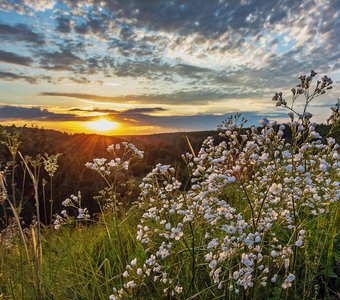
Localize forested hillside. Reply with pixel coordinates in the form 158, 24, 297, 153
0, 123, 337, 225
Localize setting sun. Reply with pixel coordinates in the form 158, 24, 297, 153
87, 118, 119, 132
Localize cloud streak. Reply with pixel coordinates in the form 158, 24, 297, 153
0, 71, 37, 84
0, 23, 44, 45
40, 90, 254, 105
0, 105, 89, 121
0, 50, 33, 66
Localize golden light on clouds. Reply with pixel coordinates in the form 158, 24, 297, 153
86, 118, 120, 132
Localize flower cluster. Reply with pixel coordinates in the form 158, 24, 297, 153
110, 72, 339, 299
43, 153, 62, 177
86, 142, 144, 178
0, 128, 21, 159
54, 191, 90, 229
86, 142, 144, 215
273, 70, 334, 123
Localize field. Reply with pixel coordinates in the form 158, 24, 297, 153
0, 74, 339, 299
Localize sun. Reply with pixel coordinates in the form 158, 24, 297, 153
87, 118, 119, 132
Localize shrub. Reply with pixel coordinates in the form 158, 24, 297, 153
110, 71, 339, 299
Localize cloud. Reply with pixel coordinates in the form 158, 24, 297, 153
0, 50, 33, 66
56, 16, 71, 33
40, 92, 124, 103
6, 0, 335, 87
124, 107, 167, 114
0, 23, 44, 45
0, 105, 89, 121
108, 60, 217, 81
37, 49, 83, 71
69, 107, 166, 114
0, 0, 56, 14
68, 107, 118, 113
40, 90, 245, 105
111, 111, 286, 131
96, 1, 273, 37
68, 76, 91, 84
0, 71, 37, 84
74, 16, 109, 35
0, 71, 95, 85
0, 71, 71, 84
101, 110, 289, 130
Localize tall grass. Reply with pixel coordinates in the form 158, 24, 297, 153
0, 210, 154, 299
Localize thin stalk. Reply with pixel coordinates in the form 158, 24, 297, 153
325, 206, 338, 276
19, 152, 43, 299
7, 199, 31, 265
240, 182, 256, 230
11, 158, 16, 207
49, 175, 53, 222
1, 202, 8, 225
19, 247, 25, 299
98, 201, 112, 240
291, 193, 299, 275
8, 275, 16, 300
112, 190, 125, 264
42, 180, 47, 224
303, 242, 310, 299
0, 171, 30, 265
20, 166, 26, 211
185, 222, 197, 298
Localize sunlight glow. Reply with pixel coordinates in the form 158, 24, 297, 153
87, 118, 119, 132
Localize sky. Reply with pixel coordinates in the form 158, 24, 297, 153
0, 0, 339, 135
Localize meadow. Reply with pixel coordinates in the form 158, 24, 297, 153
0, 71, 339, 299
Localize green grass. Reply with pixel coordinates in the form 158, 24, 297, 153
0, 209, 152, 299
0, 203, 338, 300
